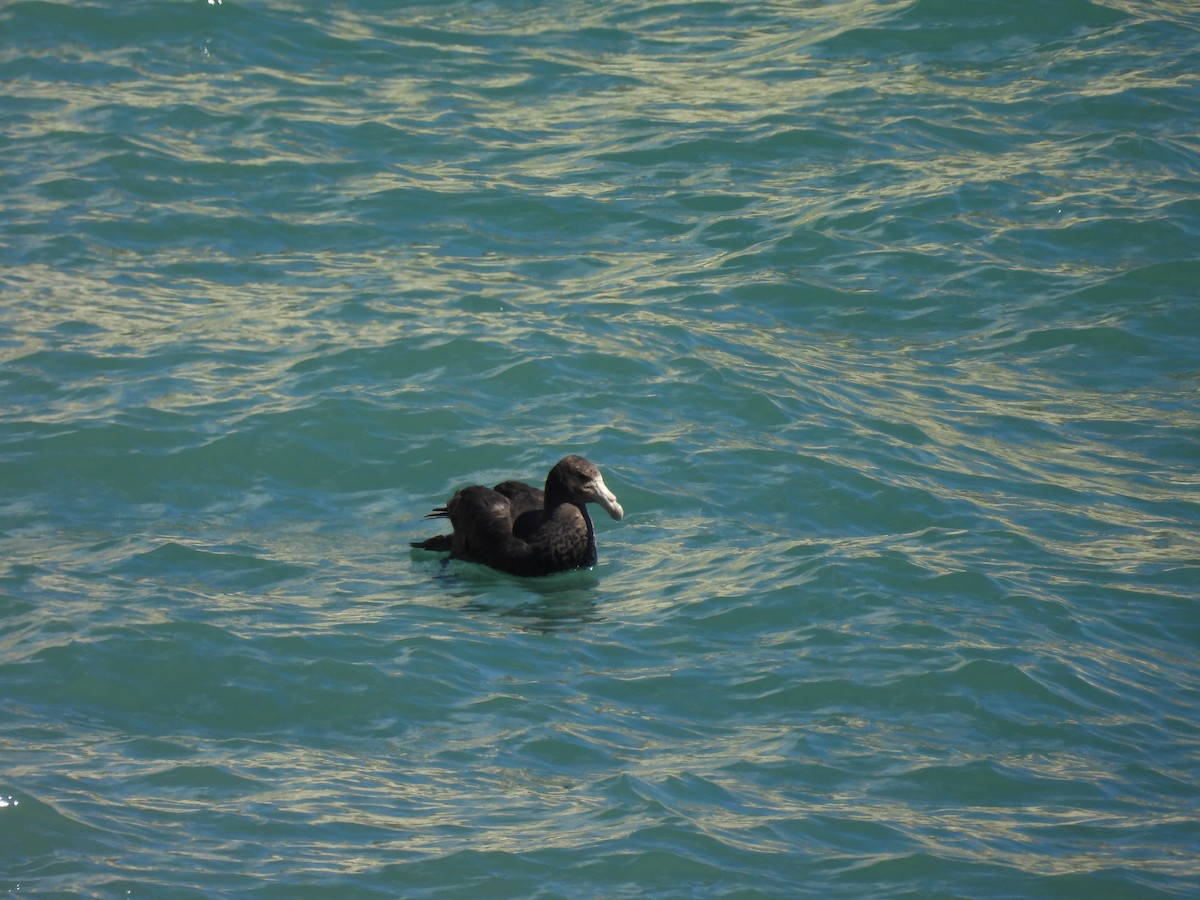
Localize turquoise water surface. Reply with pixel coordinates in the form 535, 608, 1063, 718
3, 0, 1199, 896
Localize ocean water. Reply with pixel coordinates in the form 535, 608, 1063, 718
2, 0, 1199, 895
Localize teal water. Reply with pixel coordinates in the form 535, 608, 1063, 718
3, 0, 1199, 896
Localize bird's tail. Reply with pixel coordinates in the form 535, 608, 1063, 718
411, 534, 452, 552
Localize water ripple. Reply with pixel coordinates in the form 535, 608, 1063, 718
3, 0, 1200, 896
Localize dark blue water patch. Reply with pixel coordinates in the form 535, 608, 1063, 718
1084, 134, 1200, 184
738, 123, 861, 162
0, 0, 217, 51
1032, 870, 1182, 900
109, 539, 309, 588
1056, 261, 1200, 349
13, 395, 426, 500
831, 853, 1029, 900
503, 726, 621, 773
1000, 323, 1154, 358
6, 347, 187, 400
7, 620, 479, 742
0, 420, 188, 503
571, 823, 788, 890
891, 756, 1106, 807
1002, 215, 1194, 275
452, 586, 604, 633
135, 761, 264, 795
350, 181, 650, 251
33, 175, 102, 204
0, 789, 121, 883
815, 0, 1127, 63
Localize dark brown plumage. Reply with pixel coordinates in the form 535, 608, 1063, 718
412, 455, 624, 576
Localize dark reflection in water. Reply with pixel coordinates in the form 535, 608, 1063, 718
419, 555, 604, 632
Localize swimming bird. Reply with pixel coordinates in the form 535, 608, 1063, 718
412, 455, 624, 576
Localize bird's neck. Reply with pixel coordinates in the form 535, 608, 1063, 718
543, 479, 575, 511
